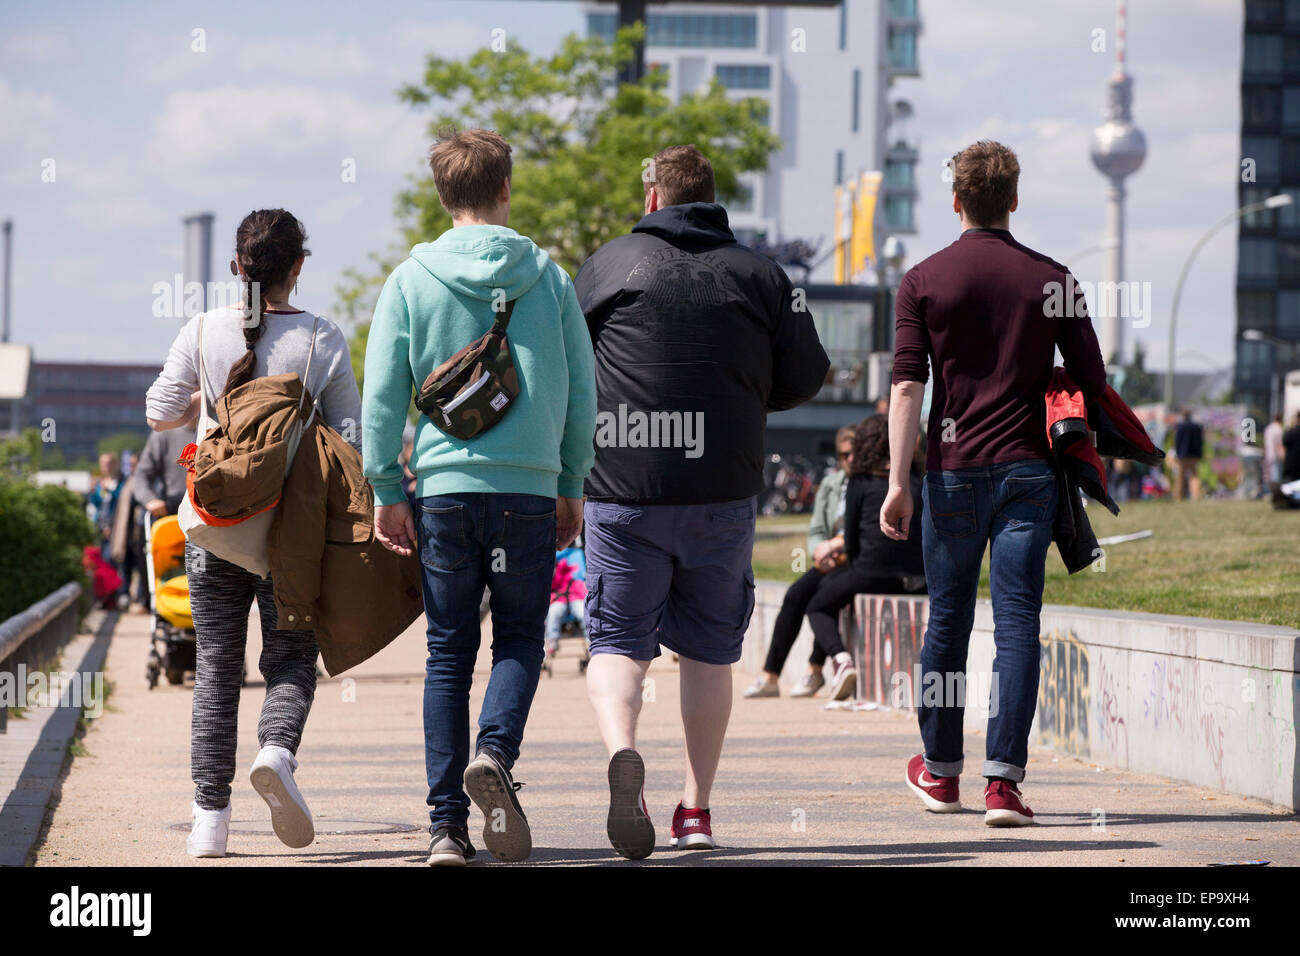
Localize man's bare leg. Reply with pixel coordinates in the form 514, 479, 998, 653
679, 656, 732, 809
587, 652, 655, 859
586, 653, 651, 755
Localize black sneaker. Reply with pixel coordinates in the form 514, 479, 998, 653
427, 826, 476, 866
463, 748, 532, 862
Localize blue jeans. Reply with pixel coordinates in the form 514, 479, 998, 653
918, 459, 1057, 783
414, 492, 556, 830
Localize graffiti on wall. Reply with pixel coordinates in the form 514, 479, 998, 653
1095, 655, 1129, 764
1142, 658, 1232, 785
848, 594, 927, 707
1037, 630, 1091, 757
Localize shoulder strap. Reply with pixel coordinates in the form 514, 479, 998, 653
489, 298, 517, 333
295, 316, 322, 415
195, 314, 214, 421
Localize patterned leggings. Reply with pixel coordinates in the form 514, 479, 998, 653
185, 542, 319, 810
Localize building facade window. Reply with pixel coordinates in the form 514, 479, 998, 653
1284, 86, 1300, 130
1240, 237, 1279, 281
1247, 0, 1284, 27
1285, 36, 1300, 78
838, 0, 847, 50
884, 158, 914, 189
1278, 187, 1300, 229
1242, 185, 1281, 229
884, 195, 913, 231
1280, 137, 1300, 176
587, 12, 757, 47
851, 68, 860, 132
889, 0, 919, 18
1245, 34, 1283, 77
1244, 85, 1282, 128
1244, 134, 1282, 183
1280, 240, 1300, 282
1237, 337, 1275, 386
1278, 291, 1300, 336
1238, 290, 1277, 332
715, 64, 771, 90
835, 150, 844, 186
887, 26, 919, 72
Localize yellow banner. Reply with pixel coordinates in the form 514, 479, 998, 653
850, 171, 882, 281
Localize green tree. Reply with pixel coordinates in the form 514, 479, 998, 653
1118, 341, 1161, 407
338, 24, 781, 391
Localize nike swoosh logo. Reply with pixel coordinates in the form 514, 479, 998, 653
915, 776, 946, 789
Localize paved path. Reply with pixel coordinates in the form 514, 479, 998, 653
25, 608, 1299, 866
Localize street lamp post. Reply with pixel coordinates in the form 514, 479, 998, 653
1164, 193, 1294, 411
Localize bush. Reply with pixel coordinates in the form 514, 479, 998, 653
0, 476, 96, 623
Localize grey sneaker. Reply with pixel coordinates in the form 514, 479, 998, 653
427, 826, 476, 866
743, 676, 780, 699
789, 671, 826, 698
463, 748, 532, 862
607, 748, 655, 860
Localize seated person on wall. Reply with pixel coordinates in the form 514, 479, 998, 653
744, 425, 857, 700
805, 414, 926, 702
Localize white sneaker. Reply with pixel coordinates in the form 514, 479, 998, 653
829, 655, 857, 701
249, 745, 315, 849
789, 671, 826, 698
187, 802, 231, 858
742, 676, 780, 698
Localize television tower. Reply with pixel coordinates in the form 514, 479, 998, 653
1089, 0, 1146, 368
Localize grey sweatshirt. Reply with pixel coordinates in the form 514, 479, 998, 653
145, 306, 362, 451
132, 427, 191, 510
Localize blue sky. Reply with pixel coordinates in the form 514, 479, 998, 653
2, 0, 1242, 374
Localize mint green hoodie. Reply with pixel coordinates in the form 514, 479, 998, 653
362, 226, 596, 505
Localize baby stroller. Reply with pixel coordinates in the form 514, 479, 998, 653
144, 512, 197, 688
543, 540, 591, 677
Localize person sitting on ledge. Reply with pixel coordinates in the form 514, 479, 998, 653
744, 424, 857, 700
805, 414, 926, 702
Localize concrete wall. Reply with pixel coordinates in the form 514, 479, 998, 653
742, 580, 1299, 811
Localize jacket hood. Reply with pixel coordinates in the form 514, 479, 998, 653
633, 202, 735, 251
409, 225, 552, 302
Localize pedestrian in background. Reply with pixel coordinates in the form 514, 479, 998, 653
1263, 413, 1285, 489
745, 423, 856, 700
1172, 408, 1204, 501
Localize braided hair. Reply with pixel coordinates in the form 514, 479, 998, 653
224, 209, 309, 395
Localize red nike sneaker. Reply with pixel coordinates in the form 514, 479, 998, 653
905, 753, 961, 813
669, 803, 716, 850
984, 779, 1035, 827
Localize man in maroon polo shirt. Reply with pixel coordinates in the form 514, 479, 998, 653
880, 140, 1107, 826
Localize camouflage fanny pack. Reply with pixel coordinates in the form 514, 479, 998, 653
415, 298, 519, 440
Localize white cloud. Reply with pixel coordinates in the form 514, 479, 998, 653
145, 84, 429, 184
2, 32, 70, 61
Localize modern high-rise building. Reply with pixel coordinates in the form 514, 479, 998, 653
584, 1, 922, 281
1236, 0, 1300, 417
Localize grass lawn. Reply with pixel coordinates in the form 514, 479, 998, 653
753, 500, 1300, 629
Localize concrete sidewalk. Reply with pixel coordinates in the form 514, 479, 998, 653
28, 608, 1299, 866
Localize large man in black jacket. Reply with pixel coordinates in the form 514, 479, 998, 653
574, 145, 828, 859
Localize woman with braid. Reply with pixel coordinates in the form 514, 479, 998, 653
145, 210, 362, 858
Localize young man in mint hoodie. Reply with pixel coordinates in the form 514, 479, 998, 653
363, 128, 596, 867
